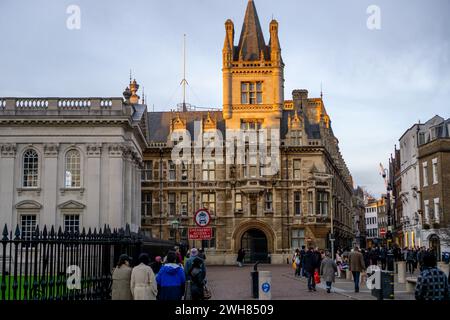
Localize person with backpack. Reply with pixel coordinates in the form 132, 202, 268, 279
188, 257, 206, 300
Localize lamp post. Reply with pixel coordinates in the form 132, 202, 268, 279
159, 147, 163, 239
171, 218, 180, 244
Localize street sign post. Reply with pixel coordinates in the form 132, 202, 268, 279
194, 208, 211, 227
188, 227, 212, 240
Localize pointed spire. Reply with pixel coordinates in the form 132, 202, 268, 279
238, 0, 267, 61
320, 82, 323, 99
142, 86, 145, 104
2, 224, 8, 241
14, 224, 21, 240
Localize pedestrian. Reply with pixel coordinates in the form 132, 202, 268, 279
293, 249, 301, 277
415, 252, 450, 300
150, 256, 163, 275
130, 253, 158, 300
299, 245, 306, 277
175, 247, 183, 265
111, 254, 133, 300
369, 247, 378, 266
188, 257, 207, 300
320, 251, 338, 293
348, 246, 366, 293
380, 246, 387, 270
303, 246, 320, 292
156, 251, 186, 300
406, 248, 416, 275
335, 250, 343, 278
237, 248, 245, 267
185, 248, 206, 281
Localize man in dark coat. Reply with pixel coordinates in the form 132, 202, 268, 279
299, 245, 306, 277
303, 247, 320, 292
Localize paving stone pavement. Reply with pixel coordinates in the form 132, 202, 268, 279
206, 264, 416, 300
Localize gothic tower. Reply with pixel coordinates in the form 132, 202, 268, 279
222, 0, 285, 129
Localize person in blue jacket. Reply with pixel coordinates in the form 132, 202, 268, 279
156, 251, 186, 300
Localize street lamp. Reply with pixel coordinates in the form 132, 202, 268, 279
171, 218, 180, 243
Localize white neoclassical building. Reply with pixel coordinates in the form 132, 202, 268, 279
0, 80, 148, 235
398, 115, 444, 247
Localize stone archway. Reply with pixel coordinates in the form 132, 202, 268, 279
241, 229, 268, 263
232, 220, 276, 260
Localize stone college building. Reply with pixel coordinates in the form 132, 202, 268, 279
0, 0, 354, 264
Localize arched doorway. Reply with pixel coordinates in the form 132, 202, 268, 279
241, 229, 268, 263
429, 234, 441, 261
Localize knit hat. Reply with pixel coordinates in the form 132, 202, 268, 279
191, 248, 198, 257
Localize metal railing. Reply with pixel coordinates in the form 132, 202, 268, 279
0, 223, 175, 300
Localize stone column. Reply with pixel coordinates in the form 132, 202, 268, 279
86, 144, 102, 228
42, 144, 59, 226
438, 262, 449, 278
108, 143, 124, 229
122, 147, 132, 228
397, 261, 406, 284
0, 144, 17, 229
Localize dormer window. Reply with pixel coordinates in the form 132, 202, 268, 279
241, 82, 262, 104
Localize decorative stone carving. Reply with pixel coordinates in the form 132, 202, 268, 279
44, 143, 59, 157
86, 144, 102, 157
0, 144, 17, 157
108, 143, 126, 157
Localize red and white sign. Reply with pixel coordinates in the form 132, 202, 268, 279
194, 208, 211, 227
380, 228, 386, 236
188, 227, 212, 240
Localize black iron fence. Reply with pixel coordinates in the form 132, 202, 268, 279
0, 223, 176, 300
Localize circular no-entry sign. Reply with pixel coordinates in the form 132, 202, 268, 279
194, 208, 211, 227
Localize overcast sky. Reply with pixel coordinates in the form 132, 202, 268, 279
1, 0, 449, 196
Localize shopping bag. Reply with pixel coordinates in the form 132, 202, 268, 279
203, 284, 212, 300
292, 261, 297, 270
314, 271, 321, 284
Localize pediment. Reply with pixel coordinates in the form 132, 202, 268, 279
15, 200, 42, 210
58, 200, 85, 210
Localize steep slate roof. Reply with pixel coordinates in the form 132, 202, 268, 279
147, 111, 225, 143
237, 0, 268, 61
280, 109, 322, 140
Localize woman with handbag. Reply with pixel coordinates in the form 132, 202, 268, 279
189, 257, 206, 300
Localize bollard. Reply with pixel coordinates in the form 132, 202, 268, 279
437, 262, 449, 278
397, 261, 406, 284
258, 270, 272, 300
251, 262, 260, 298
